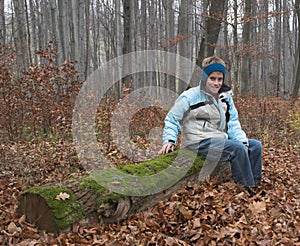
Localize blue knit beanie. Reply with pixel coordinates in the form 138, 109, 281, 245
201, 63, 226, 84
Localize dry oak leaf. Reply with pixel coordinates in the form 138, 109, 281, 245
55, 192, 70, 201
3, 222, 22, 237
249, 201, 266, 214
178, 204, 193, 219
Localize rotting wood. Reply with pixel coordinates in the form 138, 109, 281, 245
17, 150, 231, 233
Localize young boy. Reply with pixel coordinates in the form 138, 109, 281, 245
159, 56, 262, 195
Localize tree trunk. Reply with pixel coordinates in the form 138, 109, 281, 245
49, 0, 59, 65
70, 0, 79, 62
12, 0, 29, 73
122, 0, 132, 90
114, 0, 123, 98
29, 0, 38, 64
274, 0, 282, 97
196, 0, 226, 66
0, 0, 5, 45
220, 0, 231, 83
232, 0, 240, 94
17, 151, 231, 234
78, 0, 86, 79
162, 0, 176, 92
241, 0, 251, 95
177, 0, 193, 94
292, 0, 300, 100
83, 0, 90, 80
57, 0, 68, 62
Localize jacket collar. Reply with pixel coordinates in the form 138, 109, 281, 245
200, 83, 233, 100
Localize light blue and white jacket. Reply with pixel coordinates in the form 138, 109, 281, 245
162, 84, 248, 148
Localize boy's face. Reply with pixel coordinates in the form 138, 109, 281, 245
205, 71, 223, 96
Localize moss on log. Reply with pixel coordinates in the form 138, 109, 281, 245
17, 150, 231, 233
17, 187, 84, 233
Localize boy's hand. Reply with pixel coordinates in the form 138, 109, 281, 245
158, 143, 175, 154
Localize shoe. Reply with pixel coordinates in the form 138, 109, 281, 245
246, 186, 256, 196
257, 189, 266, 197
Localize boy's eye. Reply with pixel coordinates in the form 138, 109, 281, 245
209, 76, 223, 81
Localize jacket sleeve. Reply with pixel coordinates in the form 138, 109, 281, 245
227, 98, 249, 145
162, 95, 190, 145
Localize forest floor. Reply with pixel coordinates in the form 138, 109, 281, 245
0, 96, 299, 245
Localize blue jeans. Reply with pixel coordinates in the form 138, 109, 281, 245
189, 138, 262, 187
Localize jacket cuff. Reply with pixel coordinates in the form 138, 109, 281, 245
163, 139, 176, 145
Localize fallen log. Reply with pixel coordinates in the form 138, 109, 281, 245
17, 150, 231, 233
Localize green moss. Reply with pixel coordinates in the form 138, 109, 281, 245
89, 149, 205, 196
118, 154, 172, 175
77, 175, 126, 208
116, 150, 198, 175
22, 187, 84, 230
186, 153, 205, 174
79, 176, 106, 195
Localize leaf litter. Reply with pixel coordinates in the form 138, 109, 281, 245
0, 96, 299, 245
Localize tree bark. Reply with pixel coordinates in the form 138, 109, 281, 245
292, 0, 300, 100
122, 0, 132, 90
177, 0, 193, 94
12, 0, 30, 73
0, 0, 5, 45
57, 0, 68, 62
162, 0, 175, 92
232, 0, 239, 94
196, 0, 226, 66
241, 0, 251, 95
17, 152, 231, 234
29, 0, 38, 64
69, 0, 79, 62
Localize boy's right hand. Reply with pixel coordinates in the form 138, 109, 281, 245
158, 143, 175, 154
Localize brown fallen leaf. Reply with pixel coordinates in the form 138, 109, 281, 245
55, 192, 70, 201
249, 201, 266, 214
3, 222, 22, 237
193, 218, 201, 229
18, 214, 26, 224
178, 204, 193, 219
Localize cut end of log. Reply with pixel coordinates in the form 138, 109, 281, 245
17, 187, 85, 234
17, 193, 60, 233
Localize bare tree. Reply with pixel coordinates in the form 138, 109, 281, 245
3, 0, 299, 99
28, 0, 38, 64
292, 0, 300, 100
232, 0, 239, 92
49, 0, 60, 64
12, 0, 30, 72
122, 0, 132, 89
162, 0, 175, 91
196, 0, 226, 66
241, 0, 252, 95
83, 0, 90, 79
69, 0, 79, 62
0, 0, 6, 45
177, 0, 193, 93
281, 0, 295, 99
57, 0, 68, 62
114, 0, 122, 97
273, 0, 282, 97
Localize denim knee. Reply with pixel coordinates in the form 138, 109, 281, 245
249, 139, 262, 149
